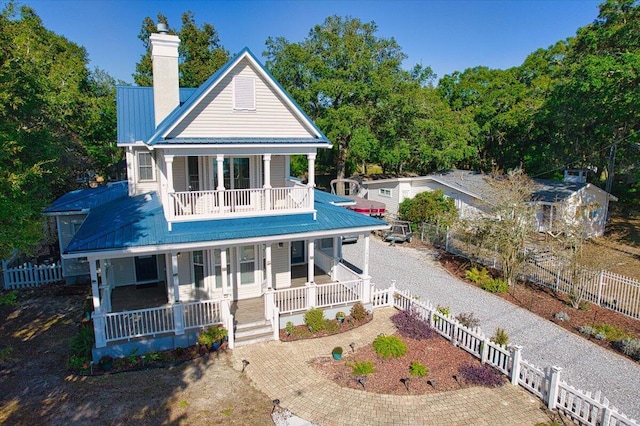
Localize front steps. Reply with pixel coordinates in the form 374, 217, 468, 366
234, 319, 274, 347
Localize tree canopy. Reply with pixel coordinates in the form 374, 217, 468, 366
264, 16, 477, 189
0, 3, 119, 258
133, 11, 229, 87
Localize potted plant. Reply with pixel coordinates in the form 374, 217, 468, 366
332, 346, 343, 360
198, 325, 228, 351
335, 311, 346, 324
99, 355, 113, 372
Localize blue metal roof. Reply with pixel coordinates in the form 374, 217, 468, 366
314, 190, 354, 206
44, 181, 128, 214
116, 87, 197, 143
65, 190, 387, 254
145, 48, 331, 147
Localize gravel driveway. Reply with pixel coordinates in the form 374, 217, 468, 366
343, 237, 640, 420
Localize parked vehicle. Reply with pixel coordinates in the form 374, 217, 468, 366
384, 220, 413, 244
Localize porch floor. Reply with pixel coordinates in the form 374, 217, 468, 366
109, 267, 334, 312
111, 283, 168, 312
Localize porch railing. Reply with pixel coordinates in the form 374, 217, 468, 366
274, 280, 364, 314
99, 299, 224, 345
171, 186, 312, 220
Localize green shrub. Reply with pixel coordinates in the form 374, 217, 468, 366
613, 338, 640, 362
0, 345, 15, 362
304, 308, 326, 332
481, 278, 509, 293
351, 360, 375, 375
465, 267, 490, 285
436, 305, 450, 317
398, 190, 458, 227
0, 291, 18, 306
409, 361, 428, 378
68, 355, 91, 373
373, 334, 407, 360
591, 323, 630, 342
455, 312, 481, 329
350, 302, 368, 321
69, 325, 95, 359
490, 328, 509, 346
285, 321, 296, 335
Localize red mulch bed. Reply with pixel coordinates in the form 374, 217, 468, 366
312, 332, 504, 395
438, 252, 640, 360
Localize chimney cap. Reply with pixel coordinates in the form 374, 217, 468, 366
157, 22, 168, 34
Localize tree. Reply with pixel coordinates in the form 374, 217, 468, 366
133, 11, 229, 87
543, 0, 640, 188
264, 16, 432, 192
398, 190, 458, 227
459, 169, 537, 287
0, 3, 118, 257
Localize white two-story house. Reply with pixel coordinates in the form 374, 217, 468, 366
48, 26, 388, 358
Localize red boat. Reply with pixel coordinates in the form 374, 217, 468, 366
330, 178, 386, 217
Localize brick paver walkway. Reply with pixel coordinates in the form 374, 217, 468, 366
232, 308, 551, 425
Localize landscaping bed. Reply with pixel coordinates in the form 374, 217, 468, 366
438, 251, 640, 363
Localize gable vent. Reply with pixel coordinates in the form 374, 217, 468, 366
233, 76, 256, 110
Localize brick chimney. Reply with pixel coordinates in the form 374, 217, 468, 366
149, 23, 180, 126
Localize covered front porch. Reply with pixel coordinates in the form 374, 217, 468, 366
87, 234, 374, 356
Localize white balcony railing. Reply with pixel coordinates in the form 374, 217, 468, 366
171, 186, 312, 220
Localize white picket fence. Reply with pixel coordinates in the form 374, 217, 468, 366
420, 224, 640, 320
2, 260, 63, 289
371, 284, 639, 426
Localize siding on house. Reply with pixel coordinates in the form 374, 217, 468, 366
169, 59, 312, 139
271, 155, 286, 188
110, 258, 136, 287
272, 241, 291, 289
173, 156, 187, 192
364, 181, 401, 216
57, 214, 89, 277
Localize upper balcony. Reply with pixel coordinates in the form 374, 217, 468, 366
169, 185, 313, 221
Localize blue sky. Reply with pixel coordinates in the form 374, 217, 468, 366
23, 0, 602, 84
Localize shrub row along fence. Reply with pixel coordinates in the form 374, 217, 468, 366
2, 260, 63, 290
419, 223, 640, 320
371, 284, 638, 426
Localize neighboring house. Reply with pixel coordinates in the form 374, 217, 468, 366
48, 27, 387, 358
362, 169, 617, 237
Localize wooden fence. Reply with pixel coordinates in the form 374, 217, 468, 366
419, 223, 640, 320
371, 284, 639, 426
3, 260, 63, 289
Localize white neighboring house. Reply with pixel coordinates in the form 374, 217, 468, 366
46, 27, 388, 358
362, 169, 617, 237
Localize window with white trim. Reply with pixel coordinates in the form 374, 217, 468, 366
137, 151, 155, 182
71, 220, 84, 235
378, 188, 392, 197
233, 76, 256, 110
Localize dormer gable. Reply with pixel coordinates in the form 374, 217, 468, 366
146, 48, 330, 147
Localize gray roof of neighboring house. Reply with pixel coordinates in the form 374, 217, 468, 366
44, 181, 128, 214
364, 169, 615, 205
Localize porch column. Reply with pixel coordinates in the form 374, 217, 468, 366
220, 248, 229, 297
101, 259, 113, 313
216, 154, 225, 214
171, 252, 180, 302
307, 240, 315, 284
165, 155, 175, 229
89, 258, 101, 312
265, 243, 273, 290
89, 258, 107, 348
363, 233, 370, 276
263, 154, 272, 210
362, 234, 372, 303
332, 236, 340, 280
165, 254, 175, 303
307, 153, 316, 208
